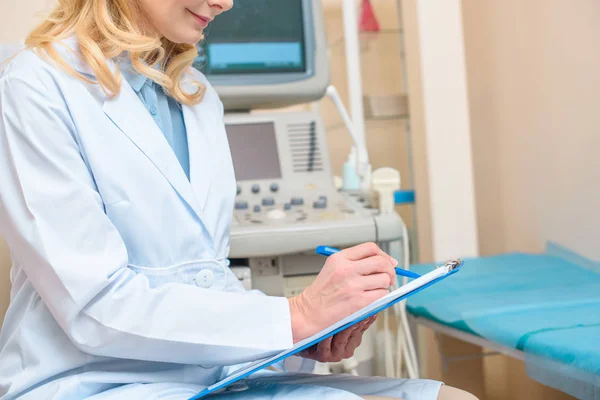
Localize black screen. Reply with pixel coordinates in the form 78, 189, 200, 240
195, 0, 306, 75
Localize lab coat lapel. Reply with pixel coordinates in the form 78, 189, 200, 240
182, 82, 215, 210
102, 81, 206, 222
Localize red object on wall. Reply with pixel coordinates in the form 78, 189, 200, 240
358, 0, 380, 32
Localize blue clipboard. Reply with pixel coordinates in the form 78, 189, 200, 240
190, 258, 462, 399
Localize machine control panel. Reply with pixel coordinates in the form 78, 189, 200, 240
234, 192, 358, 225
226, 112, 402, 258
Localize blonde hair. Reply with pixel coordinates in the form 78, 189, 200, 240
25, 0, 205, 105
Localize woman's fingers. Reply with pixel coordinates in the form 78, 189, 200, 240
291, 241, 396, 344
335, 317, 378, 360
354, 316, 377, 335
317, 336, 334, 361
344, 326, 366, 358
298, 344, 318, 360
362, 289, 392, 305
342, 242, 396, 264
357, 315, 377, 330
354, 255, 397, 284
331, 325, 358, 361
364, 315, 378, 329
338, 318, 376, 359
356, 273, 393, 290
300, 316, 378, 362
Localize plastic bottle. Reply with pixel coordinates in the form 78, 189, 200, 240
343, 147, 361, 191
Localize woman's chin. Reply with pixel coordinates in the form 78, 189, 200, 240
163, 29, 205, 45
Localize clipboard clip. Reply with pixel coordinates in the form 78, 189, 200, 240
440, 259, 463, 272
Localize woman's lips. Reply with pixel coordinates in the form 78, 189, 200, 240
189, 10, 211, 28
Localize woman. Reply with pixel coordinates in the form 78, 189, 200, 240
0, 1, 476, 399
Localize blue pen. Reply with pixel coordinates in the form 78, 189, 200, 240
315, 246, 422, 279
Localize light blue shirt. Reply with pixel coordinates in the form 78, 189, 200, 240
120, 62, 190, 180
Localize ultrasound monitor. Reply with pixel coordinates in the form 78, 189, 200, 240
226, 122, 282, 181
195, 0, 329, 111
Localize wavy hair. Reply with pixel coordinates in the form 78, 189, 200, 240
24, 0, 205, 105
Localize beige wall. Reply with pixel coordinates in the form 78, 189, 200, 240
419, 1, 599, 399
463, 0, 600, 260
0, 0, 53, 42
0, 0, 53, 323
400, 1, 598, 399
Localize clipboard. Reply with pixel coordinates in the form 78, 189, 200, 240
190, 259, 462, 399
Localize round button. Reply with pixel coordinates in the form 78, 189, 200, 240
267, 209, 287, 220
270, 183, 279, 193
149, 106, 158, 115
195, 270, 215, 288
251, 184, 261, 194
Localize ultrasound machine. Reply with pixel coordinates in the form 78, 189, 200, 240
196, 0, 404, 298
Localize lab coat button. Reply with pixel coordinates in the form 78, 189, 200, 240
195, 270, 215, 288
227, 382, 249, 392
149, 106, 158, 115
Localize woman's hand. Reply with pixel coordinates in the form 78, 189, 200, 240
288, 242, 397, 343
298, 316, 377, 362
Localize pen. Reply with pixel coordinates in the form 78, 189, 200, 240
315, 246, 422, 280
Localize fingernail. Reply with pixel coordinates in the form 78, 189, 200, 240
391, 258, 399, 265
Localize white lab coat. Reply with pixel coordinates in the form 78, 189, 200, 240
0, 39, 442, 400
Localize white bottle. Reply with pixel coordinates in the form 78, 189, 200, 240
343, 147, 361, 191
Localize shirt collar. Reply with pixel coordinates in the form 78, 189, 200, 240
118, 57, 159, 93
